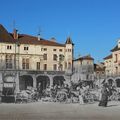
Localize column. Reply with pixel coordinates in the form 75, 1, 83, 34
33, 74, 36, 88
0, 72, 3, 92
49, 75, 53, 87
15, 72, 20, 92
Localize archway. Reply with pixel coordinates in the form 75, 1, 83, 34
116, 78, 120, 87
19, 75, 33, 90
107, 79, 114, 86
36, 75, 50, 91
53, 76, 65, 87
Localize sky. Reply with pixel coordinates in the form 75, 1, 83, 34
0, 0, 120, 62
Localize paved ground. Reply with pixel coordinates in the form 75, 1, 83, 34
0, 101, 120, 120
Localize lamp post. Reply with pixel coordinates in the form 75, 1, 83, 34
15, 31, 20, 93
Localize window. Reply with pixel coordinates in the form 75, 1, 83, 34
59, 49, 62, 52
53, 49, 56, 51
44, 64, 47, 70
24, 46, 29, 51
68, 62, 71, 69
43, 48, 47, 51
58, 64, 63, 71
115, 54, 118, 63
6, 54, 13, 69
37, 62, 40, 70
43, 54, 47, 60
68, 49, 71, 52
65, 62, 67, 69
59, 54, 64, 61
41, 48, 47, 51
7, 45, 12, 50
53, 54, 57, 61
53, 64, 57, 71
22, 58, 29, 69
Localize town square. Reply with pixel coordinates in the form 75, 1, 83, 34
1, 0, 120, 120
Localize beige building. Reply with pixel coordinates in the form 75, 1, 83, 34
104, 40, 120, 76
0, 24, 74, 93
104, 40, 120, 87
72, 55, 94, 88
104, 54, 113, 76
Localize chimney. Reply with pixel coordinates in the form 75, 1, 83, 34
13, 29, 18, 39
50, 37, 56, 42
38, 33, 40, 41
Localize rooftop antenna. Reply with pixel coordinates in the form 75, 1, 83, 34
13, 20, 16, 30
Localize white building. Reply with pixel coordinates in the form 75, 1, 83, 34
72, 55, 94, 88
0, 24, 74, 92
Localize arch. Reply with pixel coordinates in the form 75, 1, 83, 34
36, 75, 50, 91
53, 76, 65, 87
107, 79, 114, 86
19, 75, 33, 90
115, 77, 120, 87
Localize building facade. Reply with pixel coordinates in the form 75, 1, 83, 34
0, 24, 74, 92
72, 55, 94, 87
104, 39, 120, 87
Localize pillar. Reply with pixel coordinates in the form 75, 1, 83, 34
49, 75, 53, 87
33, 74, 36, 88
15, 72, 20, 92
0, 72, 3, 91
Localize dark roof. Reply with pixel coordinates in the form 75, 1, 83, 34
94, 64, 105, 71
103, 54, 112, 60
111, 45, 120, 52
0, 24, 65, 47
16, 34, 65, 47
65, 37, 74, 45
0, 24, 15, 43
74, 55, 94, 61
94, 63, 105, 71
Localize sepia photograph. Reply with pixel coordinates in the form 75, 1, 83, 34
0, 0, 120, 120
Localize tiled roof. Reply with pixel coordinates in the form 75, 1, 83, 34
111, 45, 120, 52
74, 55, 94, 61
0, 24, 15, 43
0, 24, 65, 47
103, 54, 112, 60
16, 34, 65, 47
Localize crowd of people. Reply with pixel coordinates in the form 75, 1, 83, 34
14, 81, 120, 107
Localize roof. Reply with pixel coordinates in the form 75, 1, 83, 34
103, 54, 112, 60
111, 45, 120, 52
0, 24, 65, 47
0, 24, 15, 43
16, 34, 65, 47
74, 55, 94, 61
65, 37, 74, 45
94, 63, 105, 71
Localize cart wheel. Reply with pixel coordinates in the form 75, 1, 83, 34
56, 92, 67, 103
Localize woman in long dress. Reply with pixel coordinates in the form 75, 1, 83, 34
79, 87, 84, 105
98, 84, 109, 107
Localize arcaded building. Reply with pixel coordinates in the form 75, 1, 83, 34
0, 24, 74, 92
104, 40, 120, 87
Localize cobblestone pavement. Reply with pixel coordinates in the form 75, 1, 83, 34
0, 101, 120, 120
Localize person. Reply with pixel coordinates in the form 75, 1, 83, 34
37, 83, 42, 100
79, 86, 84, 105
98, 83, 109, 107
